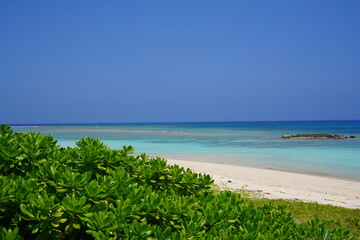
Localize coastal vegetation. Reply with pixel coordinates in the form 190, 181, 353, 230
0, 124, 358, 239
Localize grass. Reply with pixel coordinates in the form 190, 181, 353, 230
213, 182, 360, 238
247, 195, 360, 238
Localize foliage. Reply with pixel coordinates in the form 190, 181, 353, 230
0, 124, 357, 239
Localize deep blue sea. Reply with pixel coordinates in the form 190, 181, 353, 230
11, 121, 360, 180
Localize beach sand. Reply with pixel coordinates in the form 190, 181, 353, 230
166, 159, 360, 209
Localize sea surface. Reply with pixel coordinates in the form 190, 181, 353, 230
11, 121, 360, 180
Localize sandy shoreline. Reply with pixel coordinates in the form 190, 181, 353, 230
166, 159, 360, 209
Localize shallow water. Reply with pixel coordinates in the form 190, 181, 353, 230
11, 121, 360, 180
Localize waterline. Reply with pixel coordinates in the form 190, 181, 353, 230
12, 121, 360, 180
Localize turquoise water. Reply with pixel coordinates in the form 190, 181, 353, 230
11, 121, 360, 180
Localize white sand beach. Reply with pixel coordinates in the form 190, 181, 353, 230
167, 159, 360, 209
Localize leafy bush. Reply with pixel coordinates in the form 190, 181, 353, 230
0, 124, 356, 239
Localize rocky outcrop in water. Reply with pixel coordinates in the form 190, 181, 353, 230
281, 134, 356, 139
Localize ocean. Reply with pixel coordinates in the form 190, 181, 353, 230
11, 121, 360, 180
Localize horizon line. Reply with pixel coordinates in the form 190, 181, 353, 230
6, 119, 360, 127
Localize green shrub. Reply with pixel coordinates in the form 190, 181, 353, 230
0, 125, 356, 239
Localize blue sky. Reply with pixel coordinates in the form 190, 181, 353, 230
1, 1, 359, 124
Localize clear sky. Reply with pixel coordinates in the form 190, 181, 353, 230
1, 1, 359, 124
